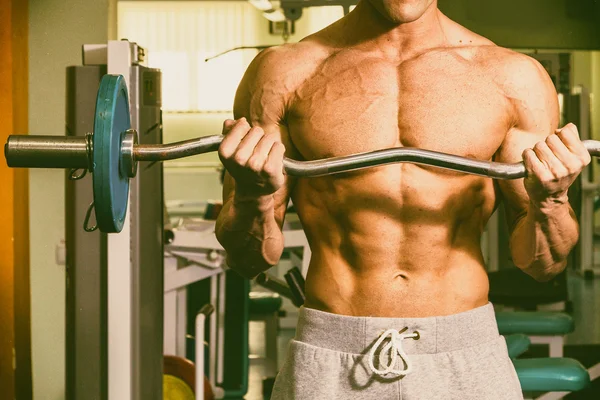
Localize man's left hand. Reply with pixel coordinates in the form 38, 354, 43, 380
522, 123, 591, 208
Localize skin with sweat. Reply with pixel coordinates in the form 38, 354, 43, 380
215, 0, 589, 318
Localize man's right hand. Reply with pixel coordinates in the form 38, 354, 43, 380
218, 118, 286, 199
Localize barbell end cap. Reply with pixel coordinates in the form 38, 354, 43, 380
4, 136, 18, 167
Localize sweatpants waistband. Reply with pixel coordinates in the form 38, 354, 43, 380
295, 303, 499, 355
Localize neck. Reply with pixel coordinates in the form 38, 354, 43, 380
339, 0, 449, 59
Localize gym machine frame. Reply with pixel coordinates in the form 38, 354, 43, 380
63, 41, 164, 400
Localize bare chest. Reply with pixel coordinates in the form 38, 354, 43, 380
287, 52, 512, 163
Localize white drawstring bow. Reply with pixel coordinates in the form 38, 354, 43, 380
368, 328, 419, 377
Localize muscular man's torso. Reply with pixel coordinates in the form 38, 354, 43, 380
260, 17, 530, 318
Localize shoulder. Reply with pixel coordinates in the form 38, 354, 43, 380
486, 49, 558, 123
468, 47, 555, 103
476, 48, 559, 129
240, 41, 330, 93
441, 13, 559, 127
485, 48, 554, 93
442, 16, 554, 94
235, 40, 332, 120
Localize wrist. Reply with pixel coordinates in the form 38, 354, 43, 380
529, 194, 570, 216
233, 190, 275, 213
220, 193, 276, 236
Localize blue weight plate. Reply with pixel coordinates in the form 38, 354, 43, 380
93, 74, 131, 233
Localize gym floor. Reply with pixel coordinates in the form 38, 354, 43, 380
246, 268, 600, 400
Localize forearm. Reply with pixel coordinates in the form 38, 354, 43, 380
509, 201, 579, 281
215, 194, 284, 278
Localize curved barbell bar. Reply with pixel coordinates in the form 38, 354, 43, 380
7, 134, 600, 180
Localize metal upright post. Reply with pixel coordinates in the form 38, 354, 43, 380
129, 66, 164, 400
65, 64, 108, 400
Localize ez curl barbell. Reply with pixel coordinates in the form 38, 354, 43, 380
5, 74, 600, 233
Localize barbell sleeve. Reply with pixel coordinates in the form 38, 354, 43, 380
5, 135, 89, 169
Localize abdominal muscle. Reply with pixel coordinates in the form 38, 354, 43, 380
292, 164, 494, 318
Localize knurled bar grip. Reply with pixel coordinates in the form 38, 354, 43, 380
7, 134, 600, 180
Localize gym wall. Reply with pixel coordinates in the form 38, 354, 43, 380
28, 0, 110, 398
439, 0, 600, 50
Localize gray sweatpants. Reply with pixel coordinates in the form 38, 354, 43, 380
271, 303, 523, 400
